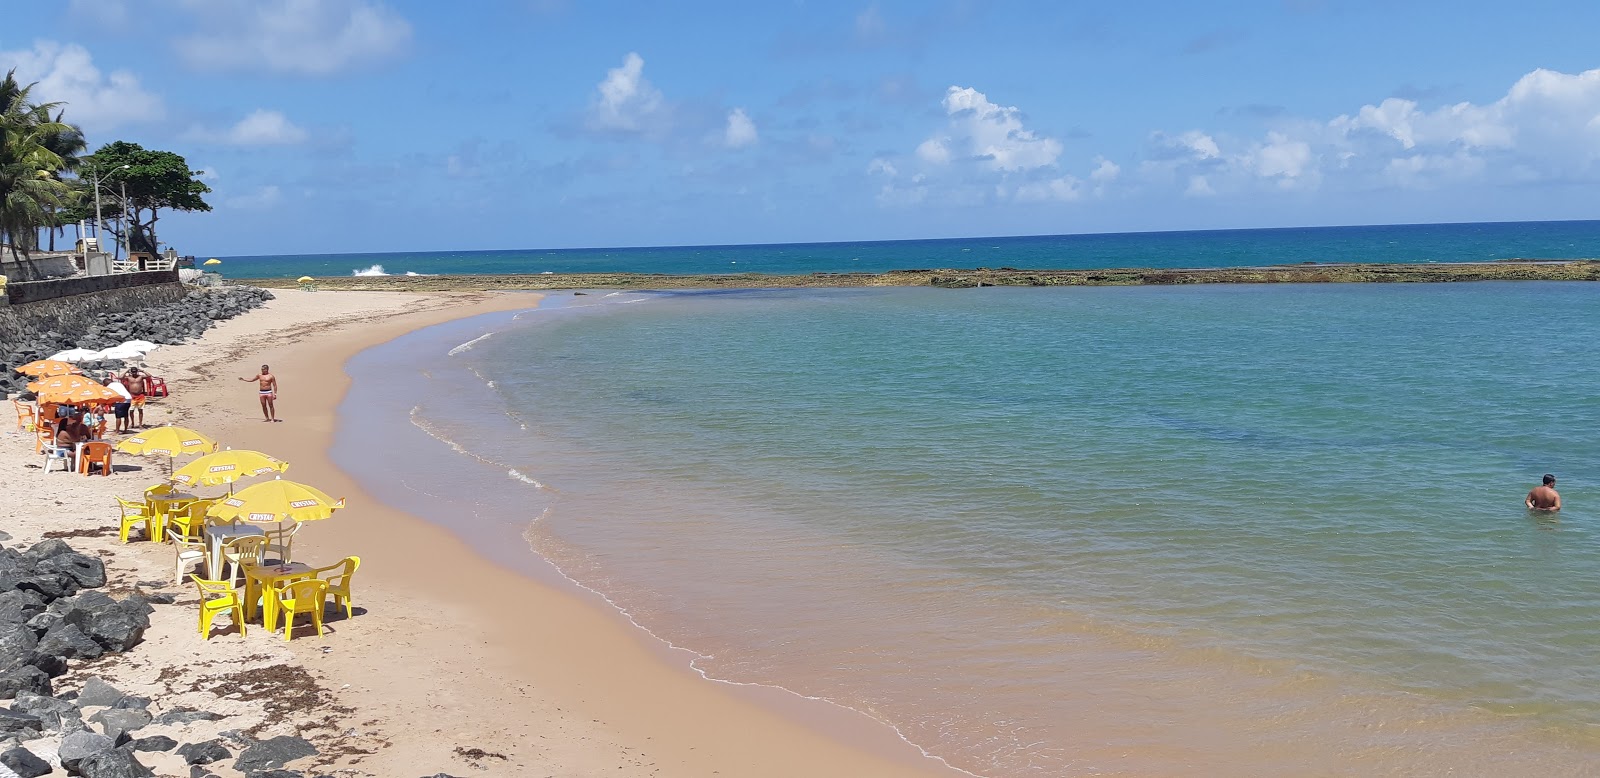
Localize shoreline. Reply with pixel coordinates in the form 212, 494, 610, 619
158, 289, 961, 776
236, 260, 1600, 290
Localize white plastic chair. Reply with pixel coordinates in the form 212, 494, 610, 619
42, 446, 73, 474
174, 539, 207, 585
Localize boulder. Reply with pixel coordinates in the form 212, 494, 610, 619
74, 747, 154, 778
27, 654, 64, 680
15, 573, 76, 603
153, 709, 220, 727
37, 623, 103, 661
57, 730, 114, 772
35, 554, 106, 591
110, 696, 150, 711
0, 627, 37, 674
0, 593, 44, 629
0, 667, 48, 700
88, 708, 150, 742
54, 594, 149, 653
74, 677, 126, 709
10, 691, 82, 732
231, 736, 317, 774
20, 540, 75, 564
21, 613, 59, 637
175, 739, 229, 765
126, 735, 176, 753
0, 747, 49, 778
0, 710, 40, 738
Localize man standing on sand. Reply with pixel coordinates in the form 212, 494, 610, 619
239, 364, 280, 422
105, 372, 132, 433
121, 368, 149, 428
1527, 474, 1561, 512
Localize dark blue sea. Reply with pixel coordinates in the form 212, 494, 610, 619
225, 220, 1600, 278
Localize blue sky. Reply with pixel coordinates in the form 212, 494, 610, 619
7, 0, 1600, 256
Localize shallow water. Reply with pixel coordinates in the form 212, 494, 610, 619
340, 283, 1600, 776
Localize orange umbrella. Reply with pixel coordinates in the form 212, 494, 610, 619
15, 360, 82, 377
42, 384, 123, 405
27, 374, 101, 393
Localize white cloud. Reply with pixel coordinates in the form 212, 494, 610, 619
1014, 176, 1083, 202
915, 138, 951, 164
173, 0, 412, 76
0, 41, 164, 133
224, 185, 281, 209
934, 86, 1063, 171
588, 52, 665, 133
1090, 157, 1120, 184
185, 109, 309, 146
724, 108, 758, 148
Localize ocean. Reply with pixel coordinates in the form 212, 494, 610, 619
226, 220, 1600, 278
337, 281, 1600, 776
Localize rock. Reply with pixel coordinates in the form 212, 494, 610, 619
57, 730, 114, 772
19, 612, 57, 637
0, 747, 49, 778
74, 748, 154, 778
152, 709, 220, 726
37, 623, 103, 661
126, 735, 175, 753
10, 691, 82, 732
0, 533, 10, 543
0, 627, 37, 674
11, 574, 75, 604
20, 540, 74, 564
26, 654, 63, 680
231, 736, 317, 774
74, 677, 126, 709
0, 593, 44, 628
0, 667, 48, 700
110, 696, 149, 711
249, 771, 305, 778
35, 554, 106, 591
176, 739, 229, 765
88, 708, 150, 741
0, 711, 39, 738
54, 594, 149, 653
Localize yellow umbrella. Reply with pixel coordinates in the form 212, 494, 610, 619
296, 276, 314, 283
173, 449, 288, 490
205, 477, 344, 524
204, 258, 221, 266
116, 424, 217, 472
15, 360, 82, 377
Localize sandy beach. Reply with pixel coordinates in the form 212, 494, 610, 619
2, 288, 959, 777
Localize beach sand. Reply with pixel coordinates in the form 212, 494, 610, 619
1, 289, 959, 777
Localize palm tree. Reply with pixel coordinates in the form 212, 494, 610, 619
0, 69, 74, 273
37, 109, 86, 252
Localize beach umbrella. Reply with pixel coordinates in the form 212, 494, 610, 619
204, 259, 221, 266
296, 276, 314, 283
41, 383, 123, 406
48, 348, 104, 363
120, 340, 159, 353
173, 448, 288, 492
27, 374, 101, 393
98, 344, 148, 361
205, 477, 344, 524
116, 424, 218, 472
15, 360, 81, 377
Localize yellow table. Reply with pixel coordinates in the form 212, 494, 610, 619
243, 562, 314, 631
143, 491, 197, 543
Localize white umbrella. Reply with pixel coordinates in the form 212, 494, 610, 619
120, 340, 159, 353
50, 348, 104, 363
99, 344, 149, 361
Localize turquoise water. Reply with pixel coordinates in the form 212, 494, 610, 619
342, 283, 1600, 776
230, 220, 1600, 278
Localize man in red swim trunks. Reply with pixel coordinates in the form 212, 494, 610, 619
239, 364, 279, 422
121, 368, 149, 428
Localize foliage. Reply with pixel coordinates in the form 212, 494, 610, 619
82, 141, 211, 255
0, 68, 75, 265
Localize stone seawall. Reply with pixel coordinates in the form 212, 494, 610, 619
0, 283, 188, 352
6, 270, 179, 305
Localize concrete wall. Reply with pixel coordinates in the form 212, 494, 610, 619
6, 270, 179, 305
0, 253, 77, 281
0, 280, 187, 352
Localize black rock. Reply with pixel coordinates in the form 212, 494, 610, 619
10, 690, 82, 732
127, 734, 177, 752
0, 708, 41, 737
38, 622, 104, 660
0, 746, 50, 778
0, 532, 10, 543
111, 695, 150, 711
232, 736, 318, 774
36, 553, 107, 590
0, 624, 39, 673
0, 666, 50, 699
58, 729, 115, 771
0, 591, 45, 627
55, 592, 149, 653
176, 739, 230, 765
89, 707, 150, 741
21, 539, 75, 563
22, 611, 60, 636
15, 572, 76, 602
75, 747, 155, 778
153, 708, 221, 726
28, 652, 65, 679
75, 676, 126, 708
249, 771, 306, 778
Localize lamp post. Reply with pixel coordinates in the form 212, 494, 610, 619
92, 164, 130, 258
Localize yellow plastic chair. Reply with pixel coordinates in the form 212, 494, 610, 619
270, 579, 329, 640
312, 556, 361, 620
192, 577, 246, 639
219, 535, 266, 587
113, 498, 157, 543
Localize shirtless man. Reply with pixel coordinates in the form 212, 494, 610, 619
1526, 474, 1561, 512
239, 364, 280, 422
121, 368, 149, 428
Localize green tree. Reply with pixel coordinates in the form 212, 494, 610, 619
82, 141, 210, 256
37, 109, 85, 251
0, 69, 73, 268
